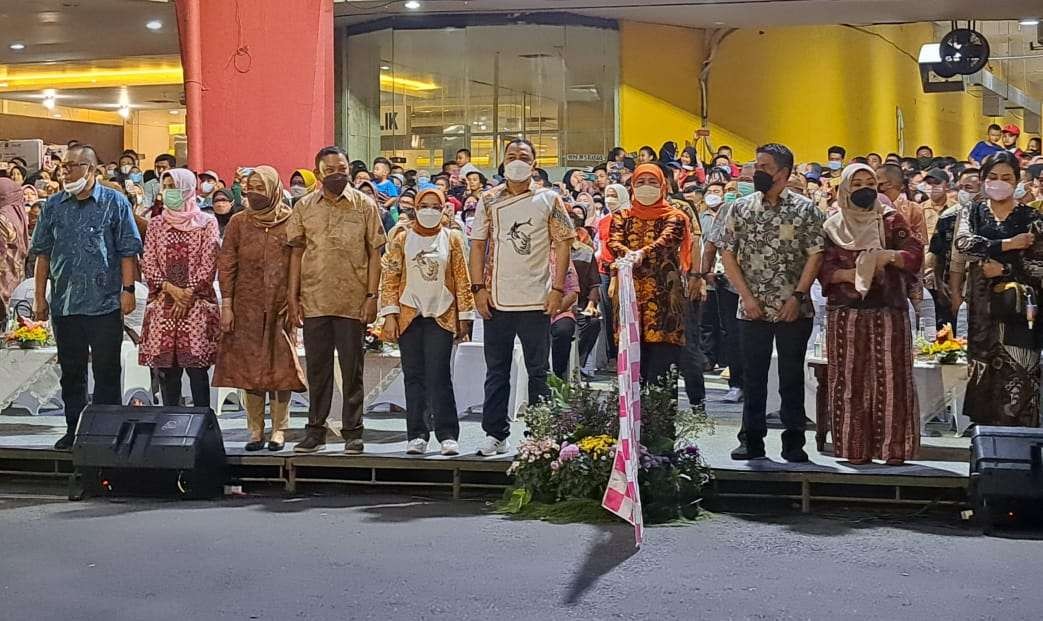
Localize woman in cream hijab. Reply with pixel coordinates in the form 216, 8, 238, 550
819, 163, 923, 465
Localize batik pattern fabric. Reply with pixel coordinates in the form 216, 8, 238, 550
719, 190, 824, 321
607, 210, 687, 345
139, 215, 221, 369
954, 201, 1043, 427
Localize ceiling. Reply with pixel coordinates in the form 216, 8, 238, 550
334, 0, 1043, 29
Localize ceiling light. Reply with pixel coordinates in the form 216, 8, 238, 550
1020, 19, 1040, 26
169, 109, 181, 115
52, 113, 62, 118
42, 96, 56, 110
146, 20, 163, 30
404, 1, 421, 9
118, 105, 131, 119
9, 43, 25, 50
380, 64, 391, 71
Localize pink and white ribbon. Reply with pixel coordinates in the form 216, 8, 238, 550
601, 260, 644, 546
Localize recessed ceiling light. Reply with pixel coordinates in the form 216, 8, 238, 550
52, 113, 62, 118
0, 82, 7, 88
380, 64, 391, 71
1020, 19, 1040, 26
9, 43, 25, 50
169, 109, 181, 115
404, 0, 421, 9
146, 20, 163, 30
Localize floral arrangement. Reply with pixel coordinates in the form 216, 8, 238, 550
501, 372, 714, 524
364, 324, 383, 351
916, 323, 966, 364
5, 318, 49, 348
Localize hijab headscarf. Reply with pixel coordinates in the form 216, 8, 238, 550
292, 168, 317, 192
414, 188, 452, 230
823, 163, 889, 297
160, 169, 211, 232
605, 183, 631, 212
659, 141, 679, 165
629, 163, 693, 273
247, 165, 293, 228
562, 169, 582, 198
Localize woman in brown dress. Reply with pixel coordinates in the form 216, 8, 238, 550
214, 165, 306, 451
607, 163, 693, 387
819, 163, 922, 465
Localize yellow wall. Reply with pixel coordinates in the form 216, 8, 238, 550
124, 109, 181, 161
619, 21, 1032, 164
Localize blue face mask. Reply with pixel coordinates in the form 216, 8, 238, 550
827, 160, 843, 171
737, 181, 755, 197
130, 172, 143, 184
723, 191, 738, 205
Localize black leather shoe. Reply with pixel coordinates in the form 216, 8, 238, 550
53, 432, 75, 451
730, 441, 766, 460
267, 441, 284, 452
244, 440, 265, 452
781, 447, 809, 463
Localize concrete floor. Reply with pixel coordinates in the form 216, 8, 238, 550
0, 483, 1040, 621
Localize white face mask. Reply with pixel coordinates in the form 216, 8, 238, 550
200, 181, 215, 194
704, 193, 723, 209
915, 182, 930, 194
64, 175, 89, 195
957, 190, 975, 206
289, 185, 308, 199
503, 160, 533, 183
633, 184, 661, 206
1014, 183, 1028, 201
604, 196, 620, 212
120, 164, 132, 175
415, 207, 443, 229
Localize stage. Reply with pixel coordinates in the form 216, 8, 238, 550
0, 375, 971, 511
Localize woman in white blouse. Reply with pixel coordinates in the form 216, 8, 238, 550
379, 188, 477, 456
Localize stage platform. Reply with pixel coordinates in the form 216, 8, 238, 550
0, 380, 971, 511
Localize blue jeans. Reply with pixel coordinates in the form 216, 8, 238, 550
482, 309, 551, 441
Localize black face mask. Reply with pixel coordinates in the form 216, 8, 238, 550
322, 172, 349, 196
917, 156, 933, 170
850, 187, 878, 209
245, 191, 271, 212
753, 170, 775, 194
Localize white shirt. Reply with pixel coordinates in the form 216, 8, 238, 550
401, 229, 456, 319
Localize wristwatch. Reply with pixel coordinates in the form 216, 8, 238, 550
791, 290, 807, 303
471, 284, 486, 294
122, 285, 135, 294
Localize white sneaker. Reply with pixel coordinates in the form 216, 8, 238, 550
406, 438, 428, 455
476, 435, 509, 456
440, 439, 460, 456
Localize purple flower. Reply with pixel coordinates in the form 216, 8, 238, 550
559, 443, 580, 462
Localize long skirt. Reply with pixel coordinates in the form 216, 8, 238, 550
962, 265, 1041, 427
826, 306, 919, 461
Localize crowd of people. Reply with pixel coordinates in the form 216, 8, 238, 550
1, 123, 1043, 466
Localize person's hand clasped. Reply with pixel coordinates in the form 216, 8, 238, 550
382, 315, 400, 343
777, 296, 800, 322
544, 289, 564, 316
1008, 232, 1035, 251
982, 260, 1005, 279
741, 295, 765, 321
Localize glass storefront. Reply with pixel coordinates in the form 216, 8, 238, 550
339, 18, 618, 177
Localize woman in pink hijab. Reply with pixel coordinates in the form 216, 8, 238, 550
139, 168, 221, 408
0, 177, 29, 314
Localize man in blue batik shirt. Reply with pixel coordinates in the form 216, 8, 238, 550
30, 144, 143, 450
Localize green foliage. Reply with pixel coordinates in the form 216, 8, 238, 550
555, 452, 615, 501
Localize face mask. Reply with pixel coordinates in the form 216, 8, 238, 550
416, 207, 443, 229
1013, 183, 1028, 201
915, 182, 930, 194
120, 164, 132, 175
716, 166, 730, 175
682, 164, 694, 171
737, 181, 755, 197
130, 172, 143, 184
704, 194, 723, 209
289, 185, 309, 199
246, 191, 271, 212
752, 171, 774, 194
162, 188, 186, 211
917, 157, 933, 170
723, 191, 738, 205
983, 180, 1014, 201
504, 160, 533, 183
418, 176, 430, 186
957, 190, 975, 207
105, 170, 116, 180
605, 196, 620, 212
850, 187, 878, 210
633, 185, 661, 206
322, 172, 349, 196
827, 160, 842, 171
64, 175, 89, 195
200, 181, 215, 194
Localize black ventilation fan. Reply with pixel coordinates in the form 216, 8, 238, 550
934, 28, 990, 78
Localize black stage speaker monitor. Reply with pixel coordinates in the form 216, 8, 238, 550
970, 426, 1043, 533
72, 405, 227, 499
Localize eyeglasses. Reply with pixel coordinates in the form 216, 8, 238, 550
59, 162, 89, 176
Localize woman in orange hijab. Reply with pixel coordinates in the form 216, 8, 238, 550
607, 163, 692, 388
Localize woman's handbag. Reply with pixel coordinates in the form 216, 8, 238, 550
990, 280, 1036, 325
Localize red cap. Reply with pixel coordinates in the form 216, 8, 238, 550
1002, 124, 1021, 136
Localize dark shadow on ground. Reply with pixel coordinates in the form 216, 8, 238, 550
562, 523, 639, 605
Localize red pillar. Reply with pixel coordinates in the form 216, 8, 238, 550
175, 0, 334, 183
